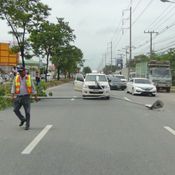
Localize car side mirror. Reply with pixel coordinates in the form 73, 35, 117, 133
79, 78, 84, 82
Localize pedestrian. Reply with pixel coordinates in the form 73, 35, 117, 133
11, 66, 38, 130
35, 71, 40, 86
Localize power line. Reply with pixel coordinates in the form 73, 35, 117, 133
132, 0, 155, 25
153, 8, 175, 31
147, 5, 173, 29
132, 0, 144, 13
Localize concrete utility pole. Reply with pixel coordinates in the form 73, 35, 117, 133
122, 47, 129, 67
128, 5, 132, 81
110, 41, 113, 73
104, 53, 107, 68
121, 0, 132, 80
144, 31, 158, 58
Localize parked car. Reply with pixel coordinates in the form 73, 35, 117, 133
106, 74, 113, 82
82, 73, 110, 99
109, 77, 126, 90
126, 78, 157, 96
113, 74, 127, 84
73, 73, 84, 91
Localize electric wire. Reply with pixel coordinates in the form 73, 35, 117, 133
147, 5, 173, 29
132, 0, 155, 25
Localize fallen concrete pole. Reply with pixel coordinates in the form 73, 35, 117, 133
2, 95, 164, 110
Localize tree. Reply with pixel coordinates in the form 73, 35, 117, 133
103, 65, 117, 74
82, 66, 92, 75
0, 0, 50, 67
30, 18, 75, 81
52, 45, 84, 80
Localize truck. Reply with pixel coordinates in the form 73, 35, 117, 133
135, 60, 172, 92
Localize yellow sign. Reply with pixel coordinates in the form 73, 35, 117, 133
0, 43, 19, 66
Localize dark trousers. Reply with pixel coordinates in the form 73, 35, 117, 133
13, 95, 31, 127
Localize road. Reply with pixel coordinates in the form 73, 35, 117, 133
0, 82, 175, 175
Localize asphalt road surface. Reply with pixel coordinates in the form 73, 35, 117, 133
0, 82, 175, 175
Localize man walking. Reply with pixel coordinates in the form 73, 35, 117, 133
11, 66, 38, 130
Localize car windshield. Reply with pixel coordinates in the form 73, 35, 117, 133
111, 77, 121, 82
151, 68, 171, 78
85, 75, 107, 82
114, 75, 125, 79
135, 79, 151, 84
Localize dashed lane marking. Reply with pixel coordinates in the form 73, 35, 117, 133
164, 126, 175, 136
21, 125, 53, 155
124, 97, 132, 102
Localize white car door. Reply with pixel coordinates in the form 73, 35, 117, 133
74, 74, 84, 91
127, 79, 133, 93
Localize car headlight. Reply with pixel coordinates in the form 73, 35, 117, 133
135, 87, 142, 91
103, 85, 109, 89
83, 84, 88, 88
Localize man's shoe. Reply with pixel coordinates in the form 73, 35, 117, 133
19, 120, 26, 127
24, 126, 29, 130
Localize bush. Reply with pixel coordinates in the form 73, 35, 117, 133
35, 80, 47, 96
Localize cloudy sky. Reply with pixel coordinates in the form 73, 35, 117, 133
1, 0, 175, 70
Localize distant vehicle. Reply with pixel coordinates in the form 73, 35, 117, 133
47, 72, 54, 81
109, 77, 126, 90
126, 78, 157, 96
106, 74, 113, 82
82, 73, 110, 99
73, 73, 84, 91
0, 76, 4, 84
113, 74, 127, 83
135, 60, 172, 92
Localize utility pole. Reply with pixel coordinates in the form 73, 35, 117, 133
104, 53, 107, 68
144, 31, 158, 59
122, 47, 129, 67
128, 4, 132, 81
110, 41, 113, 73
122, 0, 132, 80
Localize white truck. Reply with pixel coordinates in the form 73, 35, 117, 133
135, 60, 172, 92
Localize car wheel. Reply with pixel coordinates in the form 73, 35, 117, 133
106, 96, 110, 100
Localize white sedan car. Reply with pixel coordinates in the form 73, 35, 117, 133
127, 78, 157, 96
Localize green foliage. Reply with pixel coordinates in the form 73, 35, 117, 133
103, 65, 118, 74
82, 66, 92, 75
52, 45, 84, 79
35, 80, 47, 96
0, 83, 12, 110
0, 0, 51, 67
0, 85, 5, 96
0, 97, 12, 110
30, 18, 83, 80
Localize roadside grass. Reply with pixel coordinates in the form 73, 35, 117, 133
171, 86, 175, 93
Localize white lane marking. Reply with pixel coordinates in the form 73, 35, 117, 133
21, 125, 53, 155
71, 98, 75, 101
164, 126, 175, 136
124, 97, 131, 102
